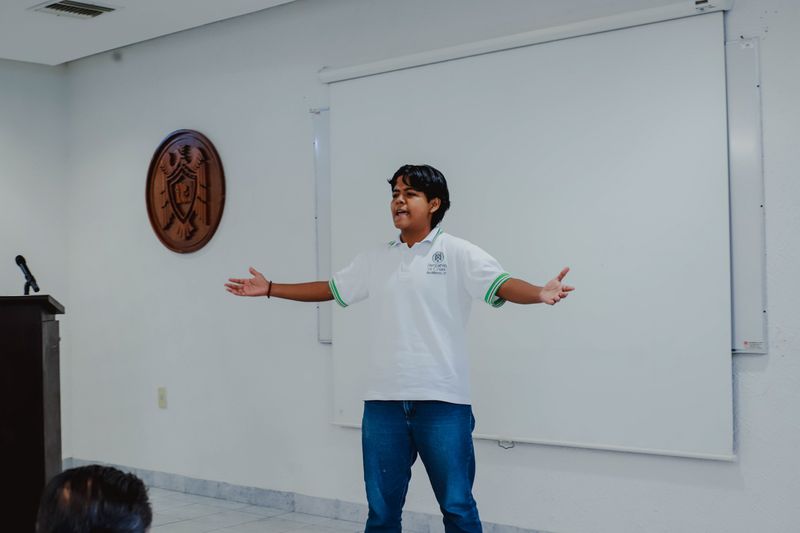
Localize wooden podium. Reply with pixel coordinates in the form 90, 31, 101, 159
1, 295, 65, 532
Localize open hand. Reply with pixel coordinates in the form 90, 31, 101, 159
540, 267, 575, 305
225, 267, 269, 297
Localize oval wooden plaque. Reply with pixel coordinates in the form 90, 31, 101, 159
146, 130, 225, 253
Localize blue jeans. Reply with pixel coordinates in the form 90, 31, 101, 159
362, 401, 482, 533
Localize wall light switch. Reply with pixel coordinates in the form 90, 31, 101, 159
158, 387, 167, 409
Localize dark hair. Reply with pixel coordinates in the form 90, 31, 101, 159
36, 465, 152, 533
388, 164, 451, 229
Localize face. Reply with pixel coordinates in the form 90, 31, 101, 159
391, 176, 440, 232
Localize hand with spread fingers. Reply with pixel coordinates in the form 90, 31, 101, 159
226, 267, 269, 297
538, 267, 575, 305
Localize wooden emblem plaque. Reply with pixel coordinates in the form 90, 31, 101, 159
146, 130, 225, 253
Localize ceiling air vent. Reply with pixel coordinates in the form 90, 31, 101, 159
30, 1, 116, 19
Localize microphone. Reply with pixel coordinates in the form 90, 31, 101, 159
15, 255, 40, 293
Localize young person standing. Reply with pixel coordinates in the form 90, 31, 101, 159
226, 164, 574, 533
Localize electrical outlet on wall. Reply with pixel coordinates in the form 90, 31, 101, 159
158, 387, 167, 409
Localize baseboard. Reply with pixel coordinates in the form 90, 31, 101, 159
63, 458, 548, 533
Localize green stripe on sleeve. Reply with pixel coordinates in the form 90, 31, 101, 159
484, 273, 511, 308
329, 278, 348, 308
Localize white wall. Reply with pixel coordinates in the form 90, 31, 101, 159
0, 58, 72, 458
12, 0, 798, 531
0, 59, 68, 301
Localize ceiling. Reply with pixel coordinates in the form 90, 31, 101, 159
0, 0, 296, 66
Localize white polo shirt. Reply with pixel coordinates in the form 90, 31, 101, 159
329, 227, 510, 405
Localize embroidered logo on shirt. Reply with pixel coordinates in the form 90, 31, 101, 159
427, 251, 447, 275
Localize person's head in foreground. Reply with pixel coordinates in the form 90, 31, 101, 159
388, 164, 451, 234
37, 465, 152, 533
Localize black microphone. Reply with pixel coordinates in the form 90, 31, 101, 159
15, 255, 40, 293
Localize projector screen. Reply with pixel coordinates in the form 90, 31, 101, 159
329, 13, 732, 460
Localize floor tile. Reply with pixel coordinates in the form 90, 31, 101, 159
147, 487, 366, 533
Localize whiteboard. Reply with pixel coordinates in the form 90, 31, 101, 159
311, 108, 333, 344
726, 38, 767, 354
329, 13, 733, 459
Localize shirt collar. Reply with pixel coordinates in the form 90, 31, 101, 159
389, 226, 443, 247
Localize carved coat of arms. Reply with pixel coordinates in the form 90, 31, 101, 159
146, 130, 225, 253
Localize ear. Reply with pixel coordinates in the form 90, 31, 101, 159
429, 197, 441, 213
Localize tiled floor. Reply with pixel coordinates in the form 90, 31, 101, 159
149, 487, 364, 533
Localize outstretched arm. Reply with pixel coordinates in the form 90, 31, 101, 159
226, 267, 333, 302
497, 267, 575, 305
